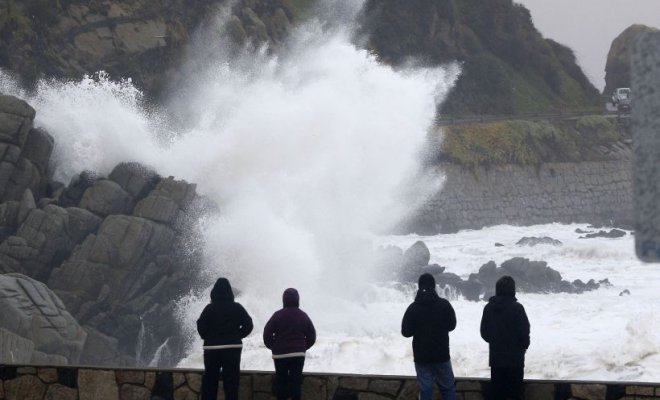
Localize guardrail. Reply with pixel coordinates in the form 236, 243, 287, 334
435, 110, 630, 126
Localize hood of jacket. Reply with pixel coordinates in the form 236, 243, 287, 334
283, 288, 299, 308
415, 287, 440, 305
211, 278, 234, 302
487, 295, 517, 312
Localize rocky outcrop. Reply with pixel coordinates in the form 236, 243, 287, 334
0, 273, 86, 364
604, 24, 659, 95
359, 0, 601, 114
0, 96, 210, 366
516, 237, 562, 247
0, 0, 297, 97
391, 242, 607, 301
0, 96, 53, 204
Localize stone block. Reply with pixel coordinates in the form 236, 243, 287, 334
185, 372, 202, 392
16, 366, 36, 375
253, 374, 273, 392
173, 372, 186, 388
456, 381, 482, 391
626, 385, 654, 396
121, 384, 151, 400
302, 376, 326, 399
397, 380, 418, 400
45, 384, 77, 400
174, 385, 197, 400
4, 374, 46, 400
116, 370, 145, 385
144, 371, 156, 390
358, 393, 391, 400
525, 383, 554, 400
78, 369, 119, 400
571, 384, 606, 400
109, 162, 159, 200
133, 194, 179, 224
38, 368, 58, 383
368, 379, 401, 396
464, 392, 483, 400
339, 377, 369, 391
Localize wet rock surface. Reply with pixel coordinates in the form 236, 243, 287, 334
0, 95, 210, 366
390, 241, 608, 301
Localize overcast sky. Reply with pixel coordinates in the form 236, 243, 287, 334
515, 0, 660, 91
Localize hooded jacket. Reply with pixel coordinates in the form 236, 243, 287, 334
480, 295, 530, 367
401, 286, 457, 363
196, 278, 254, 348
263, 288, 316, 357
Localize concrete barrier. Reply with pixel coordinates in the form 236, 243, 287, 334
0, 364, 658, 400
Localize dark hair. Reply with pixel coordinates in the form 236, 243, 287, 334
495, 276, 516, 297
418, 273, 436, 290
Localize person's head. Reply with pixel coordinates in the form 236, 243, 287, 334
418, 273, 436, 292
211, 278, 235, 302
283, 288, 299, 308
495, 275, 516, 297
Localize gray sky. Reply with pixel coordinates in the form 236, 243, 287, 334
515, 0, 660, 91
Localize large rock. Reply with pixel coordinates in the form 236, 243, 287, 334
109, 162, 160, 200
133, 177, 197, 227
79, 179, 135, 217
402, 241, 430, 268
604, 24, 659, 95
0, 95, 35, 147
58, 171, 100, 208
516, 236, 562, 246
0, 204, 101, 281
0, 273, 86, 363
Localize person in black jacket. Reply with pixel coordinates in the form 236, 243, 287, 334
402, 273, 457, 400
480, 276, 530, 400
197, 278, 253, 400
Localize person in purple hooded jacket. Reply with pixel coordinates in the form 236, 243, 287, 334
263, 288, 316, 400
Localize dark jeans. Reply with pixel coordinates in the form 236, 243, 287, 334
273, 356, 305, 400
202, 348, 242, 400
414, 361, 456, 400
491, 366, 524, 400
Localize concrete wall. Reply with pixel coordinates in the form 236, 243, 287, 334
0, 365, 659, 400
412, 157, 632, 233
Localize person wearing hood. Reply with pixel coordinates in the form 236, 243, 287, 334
480, 276, 530, 400
197, 278, 253, 400
402, 273, 457, 400
263, 288, 316, 400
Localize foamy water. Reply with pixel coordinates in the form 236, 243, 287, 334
1, 1, 658, 382
177, 223, 660, 382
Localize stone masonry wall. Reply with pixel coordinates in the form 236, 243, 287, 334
0, 365, 659, 400
412, 158, 632, 233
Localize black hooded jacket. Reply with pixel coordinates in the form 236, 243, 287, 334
480, 295, 530, 367
401, 288, 457, 363
196, 278, 254, 347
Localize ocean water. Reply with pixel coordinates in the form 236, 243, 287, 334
179, 223, 660, 382
1, 0, 658, 382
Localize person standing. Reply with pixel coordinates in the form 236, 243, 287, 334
197, 278, 253, 400
263, 288, 316, 400
402, 273, 457, 400
480, 276, 531, 400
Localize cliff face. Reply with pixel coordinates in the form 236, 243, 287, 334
358, 0, 601, 115
604, 24, 659, 95
0, 0, 297, 98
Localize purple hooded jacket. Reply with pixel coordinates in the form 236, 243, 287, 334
263, 288, 316, 356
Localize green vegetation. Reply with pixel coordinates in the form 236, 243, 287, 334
440, 116, 621, 169
360, 0, 602, 115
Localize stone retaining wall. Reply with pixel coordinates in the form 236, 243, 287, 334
412, 158, 632, 233
0, 365, 658, 400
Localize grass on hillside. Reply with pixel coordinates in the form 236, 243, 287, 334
440, 116, 620, 170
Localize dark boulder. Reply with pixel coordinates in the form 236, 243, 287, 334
516, 236, 562, 246
580, 229, 627, 239
58, 171, 100, 208
402, 240, 430, 268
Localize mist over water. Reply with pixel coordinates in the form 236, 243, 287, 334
0, 0, 458, 372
